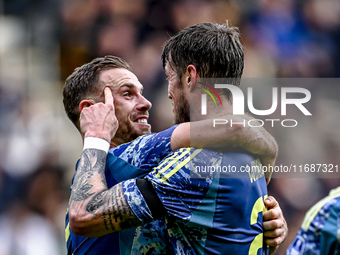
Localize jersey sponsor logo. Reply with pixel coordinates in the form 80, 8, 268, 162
198, 79, 312, 128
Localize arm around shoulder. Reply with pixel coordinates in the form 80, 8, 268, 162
170, 116, 278, 183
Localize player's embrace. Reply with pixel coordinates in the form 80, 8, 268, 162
64, 22, 287, 255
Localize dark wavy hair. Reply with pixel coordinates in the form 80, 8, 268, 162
161, 22, 244, 99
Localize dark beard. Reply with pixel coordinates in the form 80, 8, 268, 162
113, 122, 148, 145
114, 124, 137, 144
174, 93, 190, 124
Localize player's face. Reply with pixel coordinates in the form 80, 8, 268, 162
165, 62, 190, 124
97, 68, 152, 145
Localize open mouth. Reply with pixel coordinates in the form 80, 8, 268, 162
136, 118, 148, 124
133, 115, 149, 125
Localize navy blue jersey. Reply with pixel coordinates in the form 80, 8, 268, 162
124, 148, 269, 255
65, 126, 177, 255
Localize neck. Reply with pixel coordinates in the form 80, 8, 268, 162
191, 99, 233, 121
109, 141, 118, 149
110, 137, 125, 148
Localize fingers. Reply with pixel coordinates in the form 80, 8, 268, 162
263, 217, 287, 248
263, 208, 281, 222
79, 87, 117, 142
264, 196, 278, 210
266, 235, 285, 247
104, 87, 114, 106
263, 196, 288, 248
264, 225, 287, 247
263, 218, 283, 232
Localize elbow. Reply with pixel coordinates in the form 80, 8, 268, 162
268, 137, 279, 163
273, 139, 279, 160
69, 207, 94, 237
69, 205, 112, 238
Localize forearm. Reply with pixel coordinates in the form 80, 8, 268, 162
192, 115, 277, 155
171, 115, 278, 174
170, 118, 242, 151
190, 117, 243, 149
69, 148, 141, 237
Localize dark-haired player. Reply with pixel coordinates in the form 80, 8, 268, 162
65, 23, 286, 254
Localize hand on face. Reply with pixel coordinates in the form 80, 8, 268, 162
80, 87, 118, 143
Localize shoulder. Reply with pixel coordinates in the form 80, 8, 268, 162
148, 148, 262, 184
287, 187, 340, 254
109, 133, 158, 156
110, 125, 179, 157
301, 186, 340, 231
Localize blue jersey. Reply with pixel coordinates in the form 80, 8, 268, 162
123, 148, 269, 255
65, 126, 177, 255
286, 186, 340, 255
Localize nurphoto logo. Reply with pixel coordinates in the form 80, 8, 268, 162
199, 82, 312, 128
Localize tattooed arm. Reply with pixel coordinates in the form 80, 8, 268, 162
69, 148, 142, 237
69, 88, 143, 236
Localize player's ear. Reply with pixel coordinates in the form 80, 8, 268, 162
186, 65, 198, 92
79, 99, 95, 113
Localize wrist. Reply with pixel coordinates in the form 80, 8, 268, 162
83, 137, 110, 153
84, 131, 111, 144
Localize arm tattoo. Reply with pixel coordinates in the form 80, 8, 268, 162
86, 185, 140, 232
70, 149, 107, 202
70, 148, 141, 233
86, 190, 106, 213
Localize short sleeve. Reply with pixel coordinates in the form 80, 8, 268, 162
122, 179, 154, 224
145, 148, 268, 230
144, 148, 210, 224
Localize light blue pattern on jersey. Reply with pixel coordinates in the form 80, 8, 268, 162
125, 147, 269, 255
286, 186, 340, 255
129, 220, 172, 255
123, 179, 153, 223
110, 127, 176, 170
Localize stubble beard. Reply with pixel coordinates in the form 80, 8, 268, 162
113, 122, 150, 145
174, 93, 190, 124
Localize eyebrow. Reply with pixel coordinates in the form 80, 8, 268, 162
118, 83, 144, 93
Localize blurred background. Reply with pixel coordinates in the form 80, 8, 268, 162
0, 0, 339, 254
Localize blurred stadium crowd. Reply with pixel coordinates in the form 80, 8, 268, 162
0, 0, 339, 254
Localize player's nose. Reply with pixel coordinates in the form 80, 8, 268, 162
137, 95, 152, 111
